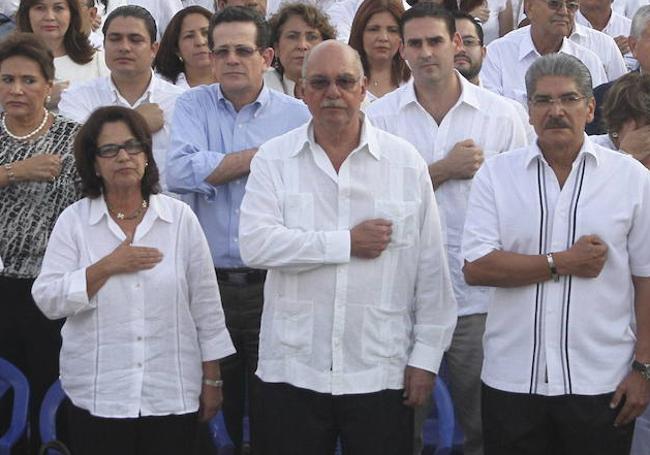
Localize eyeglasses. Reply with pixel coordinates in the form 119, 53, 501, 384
461, 37, 482, 48
529, 94, 587, 108
304, 76, 360, 92
543, 0, 580, 12
96, 139, 145, 158
211, 46, 260, 59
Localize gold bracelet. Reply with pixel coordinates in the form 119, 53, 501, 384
4, 163, 16, 183
202, 378, 223, 387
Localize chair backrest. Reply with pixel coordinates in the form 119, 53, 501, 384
39, 380, 67, 455
432, 377, 456, 455
0, 358, 30, 455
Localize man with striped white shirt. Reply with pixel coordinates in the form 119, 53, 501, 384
463, 53, 650, 455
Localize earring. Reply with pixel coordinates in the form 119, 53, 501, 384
145, 162, 149, 167
610, 131, 619, 138
46, 95, 52, 105
178, 55, 184, 63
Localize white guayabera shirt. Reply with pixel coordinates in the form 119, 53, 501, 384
239, 117, 457, 395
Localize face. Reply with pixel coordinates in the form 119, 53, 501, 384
400, 17, 461, 87
94, 121, 147, 192
104, 16, 158, 78
211, 21, 272, 99
630, 23, 650, 73
275, 15, 323, 82
362, 11, 401, 66
526, 0, 577, 39
302, 44, 366, 131
29, 0, 71, 45
0, 56, 52, 120
219, 0, 267, 16
178, 14, 211, 71
454, 18, 485, 82
528, 75, 595, 149
78, 0, 96, 34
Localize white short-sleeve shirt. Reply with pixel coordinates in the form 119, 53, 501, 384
569, 23, 628, 80
462, 137, 650, 396
576, 11, 637, 71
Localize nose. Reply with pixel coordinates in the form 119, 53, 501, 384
44, 6, 56, 19
297, 35, 309, 50
115, 147, 131, 161
378, 28, 389, 41
9, 81, 24, 95
324, 79, 341, 98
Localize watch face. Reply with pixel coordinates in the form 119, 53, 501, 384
633, 361, 650, 380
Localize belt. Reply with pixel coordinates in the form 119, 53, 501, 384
215, 268, 266, 285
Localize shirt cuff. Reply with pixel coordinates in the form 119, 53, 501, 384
408, 342, 444, 375
200, 335, 236, 362
68, 267, 96, 314
463, 244, 497, 263
326, 230, 351, 263
191, 152, 224, 201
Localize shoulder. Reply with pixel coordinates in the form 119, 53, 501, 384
63, 75, 107, 96
51, 114, 81, 133
56, 197, 92, 225
371, 124, 424, 165
256, 123, 309, 160
366, 84, 410, 118
466, 82, 522, 116
266, 88, 309, 112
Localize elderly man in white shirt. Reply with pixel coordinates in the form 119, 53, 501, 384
463, 53, 650, 455
481, 0, 607, 105
568, 18, 628, 78
239, 40, 457, 454
367, 5, 527, 455
59, 5, 183, 192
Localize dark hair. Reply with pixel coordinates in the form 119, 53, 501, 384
16, 0, 95, 65
401, 2, 456, 39
348, 0, 410, 87
269, 2, 337, 75
74, 106, 160, 198
103, 5, 157, 44
452, 10, 484, 46
405, 0, 459, 14
209, 6, 269, 51
0, 32, 55, 81
602, 72, 650, 136
154, 6, 212, 83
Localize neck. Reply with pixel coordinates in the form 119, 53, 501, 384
4, 108, 47, 135
223, 84, 262, 112
51, 39, 66, 58
413, 72, 461, 124
368, 61, 397, 96
580, 6, 611, 31
469, 75, 480, 86
111, 71, 152, 105
530, 27, 564, 55
314, 116, 363, 172
104, 187, 144, 212
538, 137, 584, 168
184, 65, 217, 87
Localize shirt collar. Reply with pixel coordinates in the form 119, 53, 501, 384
524, 133, 602, 168
398, 71, 481, 111
216, 83, 271, 116
519, 26, 571, 60
570, 22, 589, 40
88, 194, 173, 226
290, 113, 380, 160
108, 70, 156, 106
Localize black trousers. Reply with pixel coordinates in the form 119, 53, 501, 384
257, 381, 414, 455
65, 400, 198, 455
217, 278, 264, 455
482, 383, 636, 455
0, 276, 63, 455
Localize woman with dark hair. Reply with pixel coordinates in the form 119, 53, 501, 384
0, 32, 81, 453
16, 0, 108, 108
154, 6, 216, 89
348, 0, 410, 101
32, 106, 235, 455
598, 72, 650, 168
265, 2, 337, 97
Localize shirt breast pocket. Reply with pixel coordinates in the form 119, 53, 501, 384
375, 200, 418, 249
283, 193, 314, 231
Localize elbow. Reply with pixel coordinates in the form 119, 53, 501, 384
462, 260, 484, 286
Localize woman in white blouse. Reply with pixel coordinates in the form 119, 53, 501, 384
32, 106, 235, 455
16, 0, 108, 108
154, 6, 217, 90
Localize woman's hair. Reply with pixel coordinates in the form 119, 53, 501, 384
0, 32, 55, 81
154, 6, 212, 83
16, 0, 95, 65
348, 0, 410, 86
268, 2, 337, 75
602, 72, 650, 135
74, 106, 161, 198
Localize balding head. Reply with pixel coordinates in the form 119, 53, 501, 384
302, 40, 364, 80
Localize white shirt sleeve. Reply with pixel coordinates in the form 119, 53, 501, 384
481, 43, 504, 96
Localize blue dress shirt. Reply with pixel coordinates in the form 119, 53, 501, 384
167, 84, 311, 267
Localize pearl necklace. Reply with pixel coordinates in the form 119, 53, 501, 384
1, 108, 50, 141
108, 200, 148, 221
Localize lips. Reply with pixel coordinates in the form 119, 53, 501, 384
41, 25, 59, 31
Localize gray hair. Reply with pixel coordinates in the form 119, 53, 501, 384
525, 54, 593, 100
631, 5, 650, 39
301, 40, 365, 79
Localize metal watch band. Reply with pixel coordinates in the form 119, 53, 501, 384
202, 378, 224, 387
546, 253, 560, 282
632, 360, 650, 380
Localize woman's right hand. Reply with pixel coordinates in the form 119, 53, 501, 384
13, 154, 61, 182
105, 237, 163, 275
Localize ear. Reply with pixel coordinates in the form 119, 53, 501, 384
359, 75, 367, 99
629, 36, 638, 58
151, 41, 160, 59
261, 47, 274, 69
452, 31, 462, 52
480, 46, 487, 59
399, 41, 406, 60
585, 96, 596, 124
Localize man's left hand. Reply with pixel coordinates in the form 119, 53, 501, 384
198, 383, 223, 422
610, 370, 650, 426
403, 366, 436, 408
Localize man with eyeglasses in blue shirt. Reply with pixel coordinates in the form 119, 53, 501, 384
166, 6, 310, 455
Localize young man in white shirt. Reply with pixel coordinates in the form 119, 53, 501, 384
239, 40, 457, 454
367, 6, 527, 454
463, 53, 650, 455
481, 0, 608, 105
59, 5, 183, 192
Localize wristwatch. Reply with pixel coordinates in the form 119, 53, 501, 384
632, 360, 650, 380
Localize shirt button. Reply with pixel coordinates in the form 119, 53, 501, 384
238, 124, 243, 128
137, 336, 143, 341
235, 208, 240, 214
135, 283, 140, 288
137, 362, 143, 368
234, 237, 238, 243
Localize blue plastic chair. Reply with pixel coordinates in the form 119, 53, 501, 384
39, 380, 67, 455
0, 358, 30, 455
422, 377, 456, 455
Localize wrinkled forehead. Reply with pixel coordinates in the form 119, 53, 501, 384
212, 21, 258, 48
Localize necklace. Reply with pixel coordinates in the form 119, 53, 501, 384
108, 199, 148, 220
1, 108, 50, 141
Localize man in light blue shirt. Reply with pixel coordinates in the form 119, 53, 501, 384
166, 6, 310, 454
